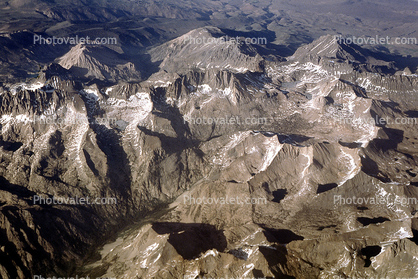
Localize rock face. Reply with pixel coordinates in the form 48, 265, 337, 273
1, 26, 418, 279
57, 44, 142, 82
149, 27, 267, 73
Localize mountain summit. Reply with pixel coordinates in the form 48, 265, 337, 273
57, 44, 141, 82
1, 0, 418, 276
149, 27, 266, 73
292, 34, 374, 63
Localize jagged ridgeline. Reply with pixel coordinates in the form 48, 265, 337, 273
1, 1, 418, 276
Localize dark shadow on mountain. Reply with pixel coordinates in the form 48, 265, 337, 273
318, 224, 337, 231
41, 63, 75, 81
379, 101, 401, 113
137, 85, 202, 154
76, 85, 133, 203
0, 140, 23, 152
360, 155, 391, 183
261, 227, 304, 244
120, 46, 161, 81
34, 130, 69, 184
409, 229, 418, 246
369, 103, 401, 128
0, 210, 42, 279
272, 189, 287, 203
357, 217, 390, 226
5, 31, 70, 63
42, 64, 112, 87
151, 86, 193, 138
339, 42, 370, 63
338, 141, 363, 148
317, 183, 338, 194
228, 248, 250, 260
335, 43, 412, 74
83, 149, 100, 176
258, 245, 295, 279
339, 79, 367, 97
137, 126, 200, 154
152, 222, 227, 260
405, 110, 418, 118
0, 196, 106, 277
0, 176, 36, 200
84, 78, 115, 89
406, 169, 416, 178
252, 269, 270, 279
67, 66, 91, 79
360, 245, 381, 267
255, 131, 312, 147
276, 133, 312, 147
235, 71, 274, 89
367, 127, 404, 152
367, 46, 418, 73
90, 124, 132, 203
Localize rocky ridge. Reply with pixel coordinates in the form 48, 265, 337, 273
0, 29, 418, 278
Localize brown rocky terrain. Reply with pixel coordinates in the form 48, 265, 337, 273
0, 1, 418, 278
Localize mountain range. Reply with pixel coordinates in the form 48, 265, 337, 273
0, 1, 418, 278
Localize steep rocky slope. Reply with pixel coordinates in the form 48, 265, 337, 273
57, 44, 141, 82
0, 29, 418, 278
81, 34, 418, 278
